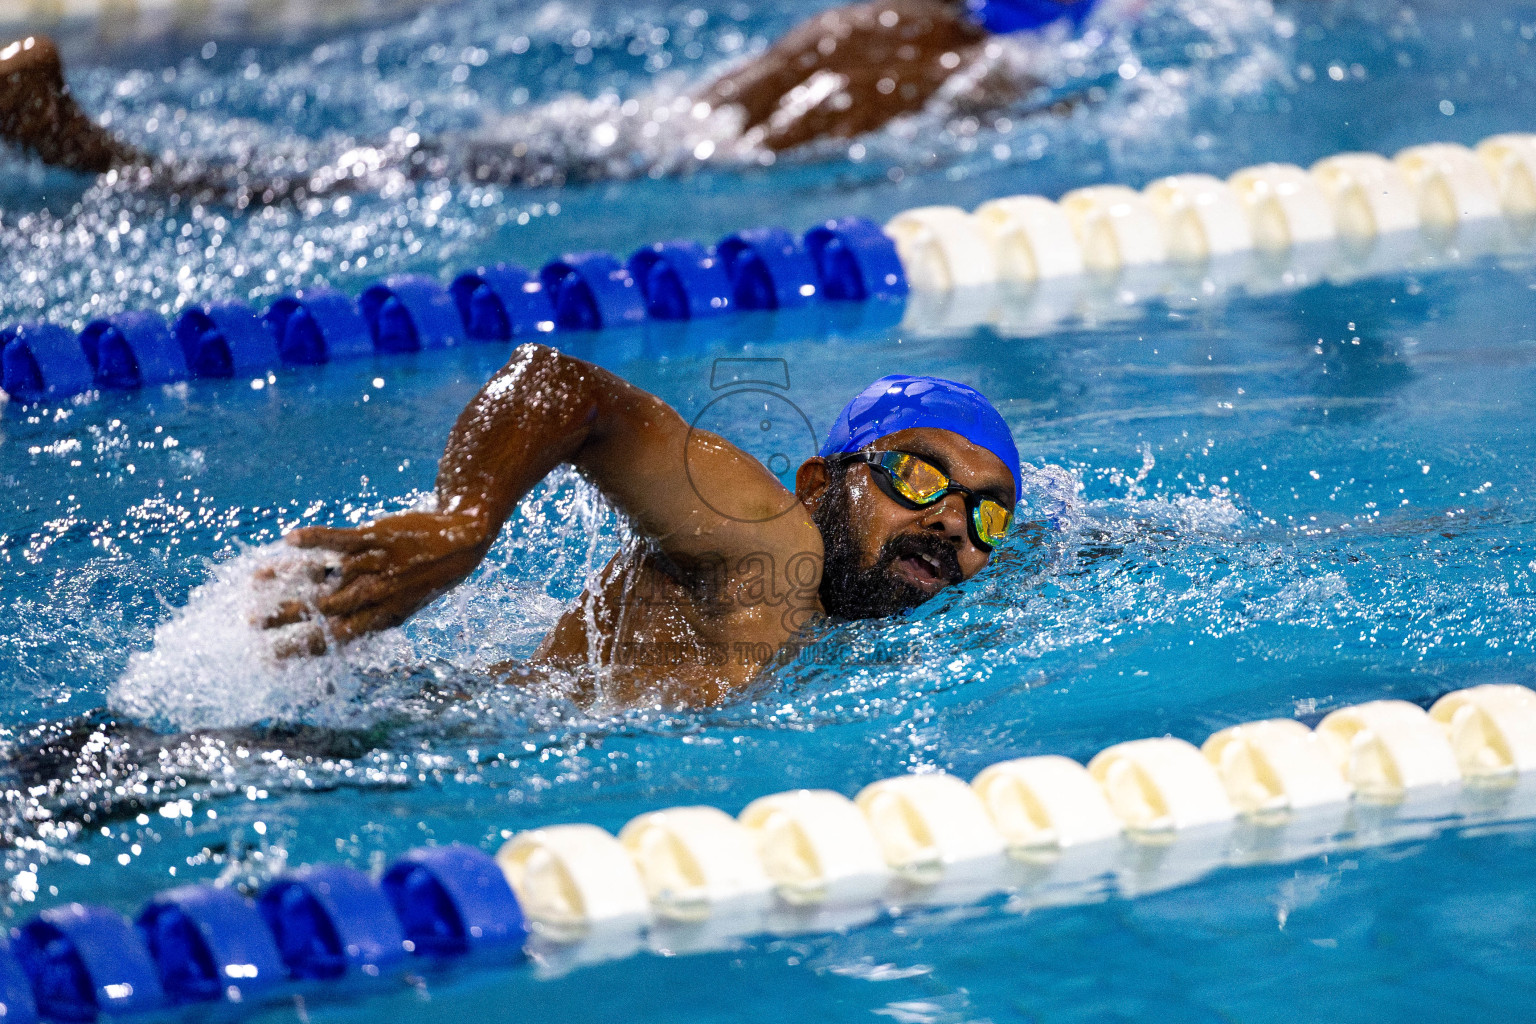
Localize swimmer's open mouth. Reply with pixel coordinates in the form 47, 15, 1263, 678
893, 551, 956, 593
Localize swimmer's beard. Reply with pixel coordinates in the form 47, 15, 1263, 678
811, 475, 962, 620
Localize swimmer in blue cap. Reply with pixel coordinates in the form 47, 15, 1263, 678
262, 345, 1019, 705
2, 0, 1100, 195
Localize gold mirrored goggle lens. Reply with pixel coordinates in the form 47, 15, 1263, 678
973, 500, 1013, 547
887, 452, 951, 503
873, 451, 1013, 549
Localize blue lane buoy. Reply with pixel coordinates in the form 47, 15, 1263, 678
716, 227, 820, 310
1, 323, 94, 401
173, 303, 282, 379
381, 845, 528, 958
258, 865, 406, 981
450, 264, 556, 341
626, 241, 734, 320
136, 885, 287, 1005
0, 939, 39, 1024
539, 252, 647, 332
12, 904, 166, 1022
803, 217, 909, 302
358, 275, 467, 353
78, 310, 189, 390
262, 290, 373, 366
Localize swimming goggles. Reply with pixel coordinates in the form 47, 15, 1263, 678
832, 450, 1014, 552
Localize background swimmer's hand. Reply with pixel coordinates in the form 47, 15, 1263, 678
261, 509, 493, 647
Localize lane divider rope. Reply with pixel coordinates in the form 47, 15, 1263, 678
3, 683, 1535, 1021
893, 133, 1536, 334
0, 218, 905, 403
891, 134, 1536, 292
5, 132, 1531, 406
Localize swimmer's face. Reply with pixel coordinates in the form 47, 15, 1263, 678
798, 427, 1016, 619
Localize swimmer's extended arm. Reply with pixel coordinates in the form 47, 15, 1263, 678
282, 344, 820, 642
1, 34, 376, 206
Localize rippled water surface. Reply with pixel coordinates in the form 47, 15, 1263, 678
3, 0, 1536, 1018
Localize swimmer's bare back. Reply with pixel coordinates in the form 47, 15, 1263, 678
701, 0, 992, 151
264, 344, 827, 707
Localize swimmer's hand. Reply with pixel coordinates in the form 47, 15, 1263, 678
260, 509, 492, 647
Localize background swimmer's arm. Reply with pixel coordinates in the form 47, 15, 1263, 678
282, 344, 819, 642
698, 0, 989, 151
0, 35, 144, 173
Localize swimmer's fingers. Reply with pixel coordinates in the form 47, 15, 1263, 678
253, 558, 332, 587
315, 548, 480, 620
329, 590, 426, 643
286, 524, 382, 554
258, 599, 316, 629
271, 626, 329, 659
336, 549, 392, 585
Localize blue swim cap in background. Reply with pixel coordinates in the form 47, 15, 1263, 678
821, 375, 1022, 501
966, 0, 1098, 34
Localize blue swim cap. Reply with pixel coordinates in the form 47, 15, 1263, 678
966, 0, 1098, 34
820, 375, 1022, 502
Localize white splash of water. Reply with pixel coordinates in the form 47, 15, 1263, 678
109, 470, 614, 732
111, 544, 378, 730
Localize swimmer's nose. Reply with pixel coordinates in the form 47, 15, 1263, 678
918, 493, 969, 548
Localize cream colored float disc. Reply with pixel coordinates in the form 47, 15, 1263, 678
884, 206, 999, 291
1394, 143, 1504, 229
971, 755, 1122, 849
497, 823, 652, 930
1143, 173, 1254, 261
738, 789, 890, 904
1310, 153, 1421, 238
1201, 719, 1352, 814
1316, 700, 1461, 801
1058, 185, 1169, 272
1429, 684, 1536, 780
618, 805, 773, 921
1087, 737, 1235, 832
854, 773, 1005, 880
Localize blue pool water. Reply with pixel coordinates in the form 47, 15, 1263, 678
4, 0, 1536, 1018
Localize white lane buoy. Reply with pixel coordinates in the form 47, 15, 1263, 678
1428, 683, 1536, 780
738, 789, 890, 905
1142, 173, 1254, 261
618, 805, 773, 920
884, 206, 999, 291
1309, 152, 1421, 238
1475, 133, 1536, 217
1087, 737, 1236, 832
1316, 700, 1462, 800
972, 195, 1085, 281
971, 755, 1122, 849
1058, 185, 1169, 272
497, 823, 652, 929
1227, 162, 1336, 250
1393, 143, 1504, 229
854, 773, 1005, 879
1201, 719, 1352, 814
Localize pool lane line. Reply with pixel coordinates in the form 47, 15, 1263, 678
3, 683, 1534, 1020
4, 132, 1533, 407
